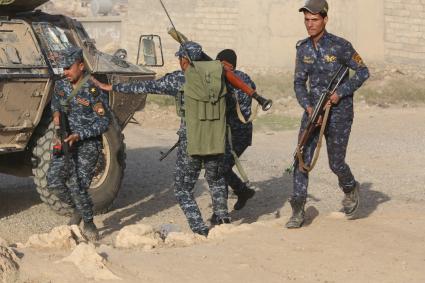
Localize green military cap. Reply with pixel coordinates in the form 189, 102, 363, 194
299, 0, 329, 14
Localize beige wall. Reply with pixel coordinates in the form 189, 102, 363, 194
384, 0, 425, 64
79, 16, 123, 54
121, 0, 424, 72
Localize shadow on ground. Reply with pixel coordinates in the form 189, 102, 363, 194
100, 146, 178, 236
229, 173, 292, 224
355, 182, 390, 219
101, 146, 293, 236
0, 176, 41, 218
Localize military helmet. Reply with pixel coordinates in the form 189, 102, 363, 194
299, 0, 329, 14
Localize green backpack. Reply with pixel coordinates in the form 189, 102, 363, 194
183, 60, 227, 156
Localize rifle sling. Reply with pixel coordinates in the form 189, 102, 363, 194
227, 125, 249, 183
62, 74, 91, 108
296, 103, 331, 173
235, 92, 259, 124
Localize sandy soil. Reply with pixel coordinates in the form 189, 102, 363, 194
0, 105, 424, 282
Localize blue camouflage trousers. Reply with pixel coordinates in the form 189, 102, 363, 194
47, 139, 101, 222
293, 114, 357, 200
223, 132, 251, 195
174, 131, 229, 234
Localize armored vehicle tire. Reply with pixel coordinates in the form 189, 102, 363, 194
32, 115, 125, 216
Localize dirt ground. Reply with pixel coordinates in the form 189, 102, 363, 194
0, 105, 424, 282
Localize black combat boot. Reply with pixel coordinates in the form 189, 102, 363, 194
233, 187, 256, 210
67, 210, 82, 226
83, 221, 99, 242
342, 182, 360, 219
285, 197, 306, 229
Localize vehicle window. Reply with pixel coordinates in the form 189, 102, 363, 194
32, 22, 73, 74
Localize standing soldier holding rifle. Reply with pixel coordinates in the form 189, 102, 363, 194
286, 0, 369, 229
47, 46, 110, 241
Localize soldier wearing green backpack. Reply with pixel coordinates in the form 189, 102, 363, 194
92, 42, 231, 236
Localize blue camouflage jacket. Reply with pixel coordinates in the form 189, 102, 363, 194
294, 31, 369, 122
51, 77, 110, 140
113, 70, 185, 129
226, 70, 255, 143
113, 70, 185, 98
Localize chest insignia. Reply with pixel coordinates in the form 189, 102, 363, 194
303, 56, 314, 64
58, 91, 65, 97
76, 97, 90, 107
93, 102, 105, 116
89, 87, 98, 96
324, 55, 337, 63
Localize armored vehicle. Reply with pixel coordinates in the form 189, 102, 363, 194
0, 0, 162, 215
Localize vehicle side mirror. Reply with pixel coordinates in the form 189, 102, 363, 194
136, 35, 164, 67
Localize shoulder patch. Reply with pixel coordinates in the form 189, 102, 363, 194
296, 38, 309, 48
93, 102, 106, 116
352, 52, 365, 67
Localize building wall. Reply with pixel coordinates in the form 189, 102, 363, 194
79, 16, 123, 54
118, 0, 423, 71
384, 0, 425, 64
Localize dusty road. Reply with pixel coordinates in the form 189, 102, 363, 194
0, 106, 424, 282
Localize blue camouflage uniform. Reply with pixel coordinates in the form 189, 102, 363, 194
292, 31, 369, 200
47, 47, 110, 223
224, 70, 255, 194
112, 41, 229, 235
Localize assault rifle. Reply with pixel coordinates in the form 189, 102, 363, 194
159, 138, 180, 161
159, 0, 272, 111
53, 111, 70, 171
286, 66, 349, 174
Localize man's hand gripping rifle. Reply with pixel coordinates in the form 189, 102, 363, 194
286, 66, 349, 174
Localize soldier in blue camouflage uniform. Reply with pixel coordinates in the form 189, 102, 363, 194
93, 42, 230, 236
286, 0, 370, 228
47, 46, 110, 240
216, 49, 256, 211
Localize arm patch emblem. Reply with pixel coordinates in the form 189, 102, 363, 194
352, 53, 365, 66
93, 102, 105, 116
